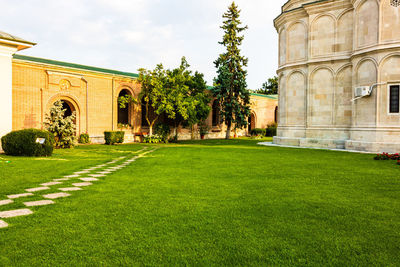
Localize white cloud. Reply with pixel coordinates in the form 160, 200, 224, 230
0, 0, 287, 88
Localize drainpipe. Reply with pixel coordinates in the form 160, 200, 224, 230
81, 77, 89, 133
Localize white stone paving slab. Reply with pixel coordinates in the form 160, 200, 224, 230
0, 209, 33, 218
24, 200, 54, 207
53, 178, 70, 181
72, 182, 92, 187
89, 174, 106, 178
59, 187, 82, 192
0, 220, 8, 228
43, 192, 71, 199
96, 164, 106, 167
26, 187, 50, 192
64, 174, 80, 178
80, 177, 98, 182
74, 170, 90, 174
0, 199, 13, 206
41, 181, 62, 186
97, 171, 111, 174
7, 193, 34, 199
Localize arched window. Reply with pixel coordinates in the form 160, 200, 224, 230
212, 101, 220, 127
141, 98, 149, 127
118, 89, 132, 125
274, 107, 278, 123
61, 100, 74, 118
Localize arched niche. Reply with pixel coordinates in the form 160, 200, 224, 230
286, 71, 306, 126
279, 28, 287, 65
381, 0, 400, 42
309, 68, 334, 126
356, 0, 379, 48
47, 95, 81, 135
335, 65, 352, 126
311, 15, 335, 56
278, 74, 287, 126
354, 59, 377, 126
287, 22, 307, 62
337, 11, 354, 53
117, 89, 133, 126
379, 55, 400, 125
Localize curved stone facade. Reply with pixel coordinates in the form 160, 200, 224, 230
274, 0, 400, 152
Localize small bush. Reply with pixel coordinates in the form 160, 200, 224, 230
155, 123, 170, 143
1, 129, 54, 157
78, 133, 90, 144
116, 131, 125, 144
374, 152, 400, 161
250, 128, 266, 136
266, 123, 277, 137
104, 131, 125, 145
143, 135, 163, 144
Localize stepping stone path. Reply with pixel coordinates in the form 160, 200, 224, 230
41, 182, 62, 186
0, 209, 33, 218
7, 193, 34, 199
89, 174, 106, 178
53, 178, 70, 182
26, 187, 50, 192
0, 148, 156, 229
59, 187, 82, 192
0, 199, 13, 206
80, 178, 98, 182
64, 174, 80, 178
24, 200, 54, 207
72, 182, 92, 187
0, 220, 8, 228
44, 192, 71, 199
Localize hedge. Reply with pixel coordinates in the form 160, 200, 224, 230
250, 128, 266, 136
1, 129, 54, 157
104, 131, 125, 145
78, 133, 90, 144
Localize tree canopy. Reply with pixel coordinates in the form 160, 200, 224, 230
255, 76, 278, 95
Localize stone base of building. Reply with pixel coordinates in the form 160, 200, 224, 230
273, 136, 400, 153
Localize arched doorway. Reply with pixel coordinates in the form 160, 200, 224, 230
212, 100, 220, 127
60, 100, 75, 118
248, 113, 256, 132
118, 89, 132, 126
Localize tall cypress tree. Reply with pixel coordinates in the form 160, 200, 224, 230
213, 2, 250, 139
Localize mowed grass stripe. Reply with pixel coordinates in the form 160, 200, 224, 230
0, 139, 399, 265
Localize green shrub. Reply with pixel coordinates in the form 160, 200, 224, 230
1, 129, 54, 157
155, 123, 170, 143
115, 131, 125, 144
104, 131, 125, 145
143, 135, 163, 144
266, 123, 277, 137
78, 133, 90, 144
250, 128, 266, 136
44, 100, 76, 148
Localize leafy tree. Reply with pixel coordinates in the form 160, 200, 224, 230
255, 76, 278, 95
44, 100, 76, 148
164, 57, 211, 140
137, 64, 168, 136
213, 2, 251, 139
118, 94, 137, 109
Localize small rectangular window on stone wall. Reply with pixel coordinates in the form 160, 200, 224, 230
389, 85, 400, 113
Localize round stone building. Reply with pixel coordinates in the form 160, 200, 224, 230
274, 0, 400, 152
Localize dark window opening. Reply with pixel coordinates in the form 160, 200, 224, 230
212, 101, 220, 127
390, 85, 400, 113
118, 89, 131, 125
61, 100, 73, 118
141, 98, 149, 127
274, 106, 278, 123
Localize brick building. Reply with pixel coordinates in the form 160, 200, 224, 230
0, 31, 277, 144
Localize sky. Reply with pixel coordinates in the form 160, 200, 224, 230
0, 0, 286, 89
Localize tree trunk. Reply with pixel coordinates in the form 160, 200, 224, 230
191, 125, 195, 140
225, 120, 232, 139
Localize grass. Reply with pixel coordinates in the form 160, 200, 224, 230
0, 138, 400, 266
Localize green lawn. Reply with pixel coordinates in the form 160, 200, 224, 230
0, 138, 400, 266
